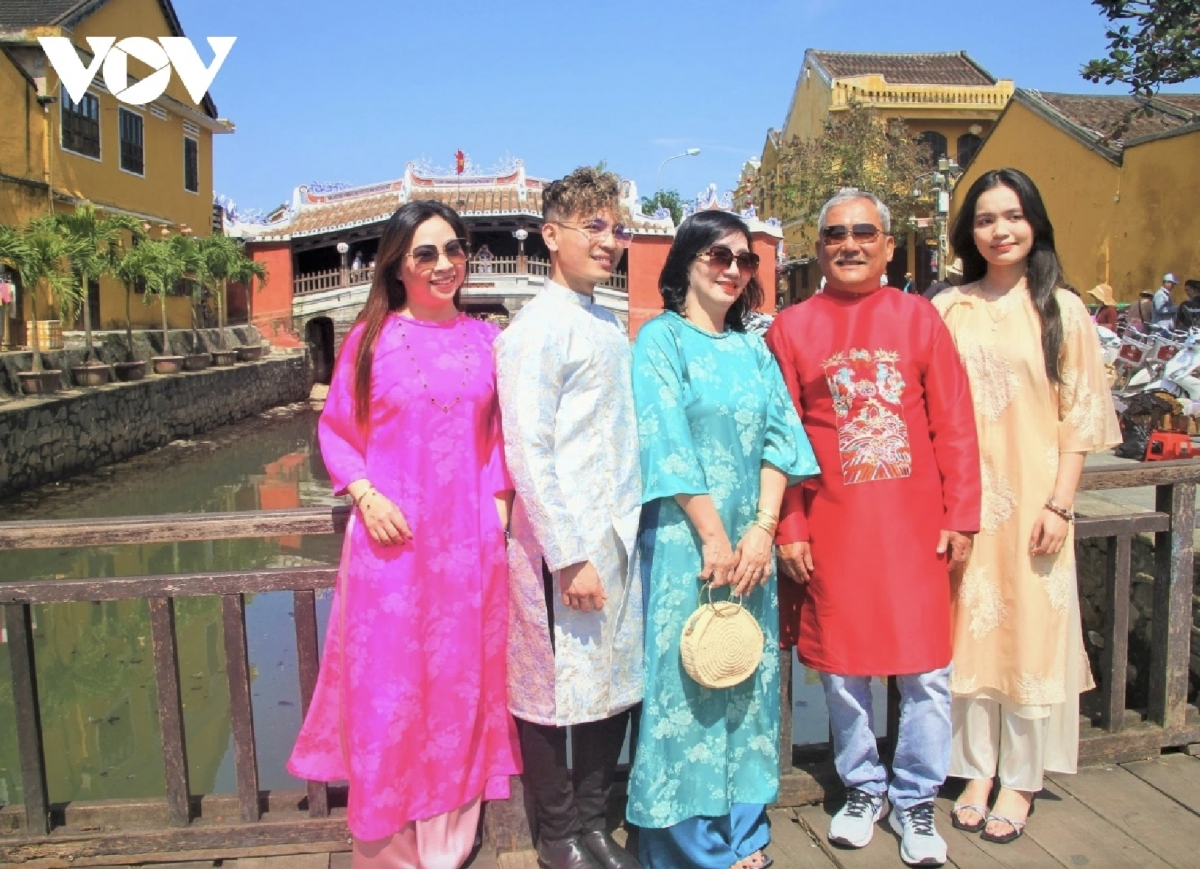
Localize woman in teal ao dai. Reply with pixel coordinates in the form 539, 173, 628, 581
628, 211, 819, 869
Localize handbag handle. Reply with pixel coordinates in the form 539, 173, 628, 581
697, 580, 744, 613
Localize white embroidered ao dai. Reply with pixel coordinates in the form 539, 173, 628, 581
933, 286, 1120, 772
495, 281, 644, 726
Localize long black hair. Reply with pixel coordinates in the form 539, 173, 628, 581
950, 168, 1066, 384
353, 200, 469, 426
659, 211, 764, 333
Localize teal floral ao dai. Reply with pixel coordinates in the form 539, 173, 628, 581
627, 312, 819, 829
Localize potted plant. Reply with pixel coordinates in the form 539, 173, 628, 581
134, 236, 186, 375
56, 204, 144, 387
198, 234, 267, 365
0, 215, 75, 395
111, 229, 154, 381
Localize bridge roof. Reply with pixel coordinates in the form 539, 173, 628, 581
231, 159, 675, 242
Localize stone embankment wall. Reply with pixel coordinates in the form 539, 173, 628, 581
1077, 537, 1200, 707
0, 350, 310, 498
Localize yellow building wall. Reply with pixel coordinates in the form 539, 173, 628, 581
1, 0, 222, 332
780, 65, 835, 142
1111, 131, 1200, 301
950, 100, 1123, 298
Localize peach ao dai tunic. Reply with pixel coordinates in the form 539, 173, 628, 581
933, 286, 1120, 772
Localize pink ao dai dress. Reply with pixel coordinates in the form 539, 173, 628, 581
288, 312, 521, 845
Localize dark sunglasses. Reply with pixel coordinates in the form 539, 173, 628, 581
405, 238, 469, 269
697, 245, 759, 276
819, 224, 883, 246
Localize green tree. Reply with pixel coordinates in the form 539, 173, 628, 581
1082, 0, 1200, 95
640, 189, 684, 225
197, 234, 267, 348
134, 234, 201, 357
756, 102, 933, 257
55, 204, 144, 363
112, 234, 157, 362
0, 215, 78, 373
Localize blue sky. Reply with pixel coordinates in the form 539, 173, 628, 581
174, 0, 1199, 216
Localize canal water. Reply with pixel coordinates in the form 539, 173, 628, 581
0, 402, 884, 807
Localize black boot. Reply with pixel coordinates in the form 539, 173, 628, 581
581, 830, 642, 869
537, 835, 605, 869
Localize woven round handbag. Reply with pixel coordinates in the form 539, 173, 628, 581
679, 582, 764, 689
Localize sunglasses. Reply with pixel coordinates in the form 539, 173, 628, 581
697, 245, 760, 276
819, 224, 884, 246
405, 238, 469, 269
556, 218, 634, 248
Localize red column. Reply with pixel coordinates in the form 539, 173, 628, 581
750, 232, 779, 313
626, 234, 673, 340
246, 242, 299, 346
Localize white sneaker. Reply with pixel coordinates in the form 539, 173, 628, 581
828, 788, 888, 848
888, 802, 947, 867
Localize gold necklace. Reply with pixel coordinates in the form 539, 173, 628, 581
395, 314, 474, 413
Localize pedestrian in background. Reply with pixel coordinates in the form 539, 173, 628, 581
289, 201, 520, 869
933, 168, 1120, 846
1087, 284, 1119, 330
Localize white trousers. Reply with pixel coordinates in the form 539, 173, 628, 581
950, 695, 1048, 792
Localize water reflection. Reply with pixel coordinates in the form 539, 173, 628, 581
0, 402, 882, 809
0, 405, 340, 806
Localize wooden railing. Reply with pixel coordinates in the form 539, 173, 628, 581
1, 460, 1196, 861
292, 258, 626, 298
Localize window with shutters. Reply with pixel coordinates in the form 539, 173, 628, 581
61, 89, 100, 159
119, 108, 144, 175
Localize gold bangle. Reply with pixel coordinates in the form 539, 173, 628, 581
753, 517, 778, 535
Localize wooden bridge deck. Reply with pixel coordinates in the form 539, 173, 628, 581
76, 751, 1200, 869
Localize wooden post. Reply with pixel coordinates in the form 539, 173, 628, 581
293, 589, 329, 818
149, 597, 192, 826
221, 593, 261, 822
779, 648, 793, 777
885, 677, 901, 763
1149, 483, 1195, 730
1101, 535, 1132, 732
4, 604, 49, 836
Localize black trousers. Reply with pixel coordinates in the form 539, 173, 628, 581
516, 709, 636, 843
517, 561, 640, 844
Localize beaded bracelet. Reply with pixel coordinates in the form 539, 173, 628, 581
1044, 498, 1075, 523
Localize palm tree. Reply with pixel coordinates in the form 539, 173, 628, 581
0, 215, 77, 374
54, 204, 144, 364
197, 234, 267, 350
197, 233, 238, 349
112, 234, 156, 362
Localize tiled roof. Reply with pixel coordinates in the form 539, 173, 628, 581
1159, 94, 1200, 115
0, 0, 85, 29
809, 51, 996, 86
408, 186, 542, 216
1019, 90, 1199, 158
286, 191, 402, 237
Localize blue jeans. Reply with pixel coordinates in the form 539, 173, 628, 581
820, 666, 952, 810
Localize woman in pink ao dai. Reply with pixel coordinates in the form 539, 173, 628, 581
289, 201, 521, 869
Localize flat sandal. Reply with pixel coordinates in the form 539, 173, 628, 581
980, 813, 1026, 844
950, 803, 988, 833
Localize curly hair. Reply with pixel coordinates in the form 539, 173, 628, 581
542, 166, 622, 223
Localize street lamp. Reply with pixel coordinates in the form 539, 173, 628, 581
656, 148, 701, 193
513, 226, 529, 273
922, 157, 962, 281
